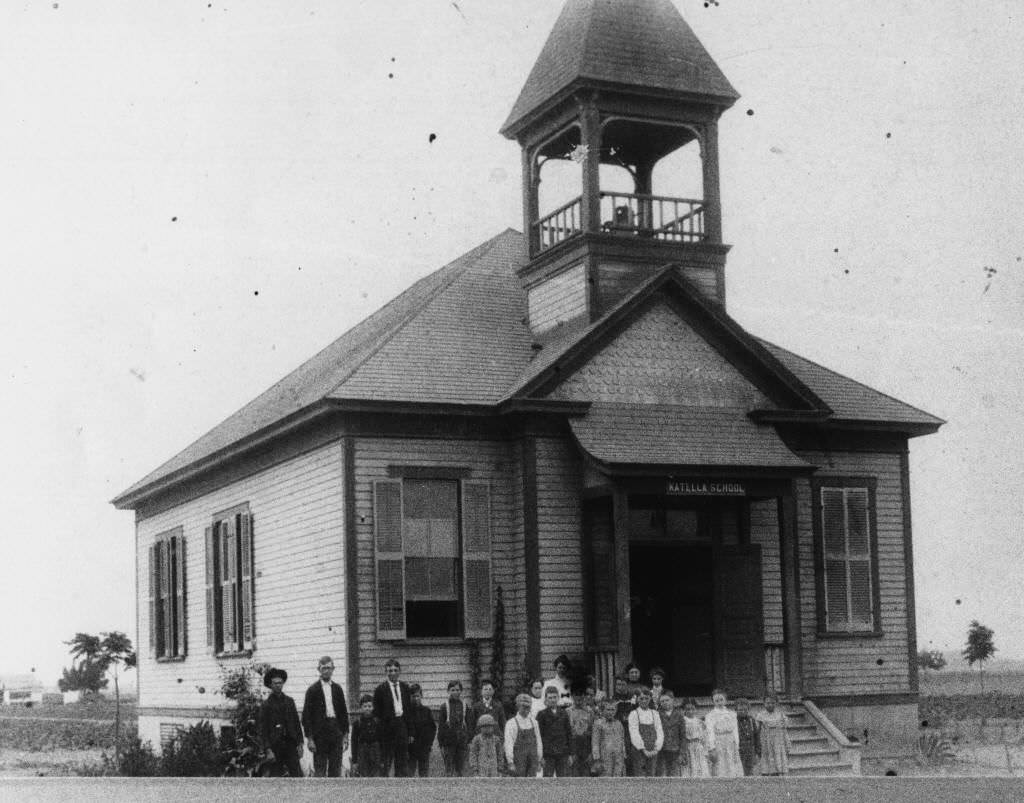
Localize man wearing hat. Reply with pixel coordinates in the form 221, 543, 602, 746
260, 667, 304, 777
302, 655, 350, 777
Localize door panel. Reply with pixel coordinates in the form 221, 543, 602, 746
714, 544, 765, 697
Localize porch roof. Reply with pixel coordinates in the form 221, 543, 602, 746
568, 402, 810, 470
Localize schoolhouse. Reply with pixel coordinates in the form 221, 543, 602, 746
114, 0, 942, 771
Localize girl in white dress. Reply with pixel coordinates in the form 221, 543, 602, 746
680, 698, 710, 778
755, 694, 791, 775
704, 689, 743, 778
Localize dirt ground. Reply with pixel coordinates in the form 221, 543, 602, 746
0, 748, 104, 777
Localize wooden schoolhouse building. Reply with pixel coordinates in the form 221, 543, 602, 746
114, 0, 942, 771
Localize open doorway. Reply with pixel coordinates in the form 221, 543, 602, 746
629, 543, 714, 697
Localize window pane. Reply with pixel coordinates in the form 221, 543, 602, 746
822, 489, 846, 555
404, 479, 458, 520
427, 558, 458, 599
849, 559, 873, 626
405, 557, 431, 599
846, 490, 870, 555
404, 519, 431, 557
825, 559, 848, 629
406, 600, 459, 638
428, 519, 458, 557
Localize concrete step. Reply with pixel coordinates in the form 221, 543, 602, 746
788, 735, 831, 751
788, 746, 842, 762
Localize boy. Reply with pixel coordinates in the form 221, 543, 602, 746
568, 685, 594, 776
535, 685, 572, 777
406, 683, 436, 777
504, 692, 543, 777
626, 687, 663, 776
468, 713, 506, 777
349, 693, 382, 778
468, 678, 506, 734
656, 692, 684, 776
591, 700, 626, 777
735, 697, 759, 776
438, 680, 470, 776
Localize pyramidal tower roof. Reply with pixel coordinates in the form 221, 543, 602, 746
501, 0, 739, 138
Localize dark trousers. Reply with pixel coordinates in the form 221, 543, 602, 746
266, 742, 303, 778
542, 754, 570, 777
631, 747, 657, 776
441, 743, 468, 777
656, 749, 679, 776
381, 719, 410, 777
408, 749, 431, 777
312, 719, 344, 777
513, 751, 540, 777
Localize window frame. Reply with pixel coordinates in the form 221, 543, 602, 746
149, 526, 187, 661
206, 503, 255, 657
811, 477, 883, 638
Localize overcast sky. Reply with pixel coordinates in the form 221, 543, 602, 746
1, 0, 1021, 686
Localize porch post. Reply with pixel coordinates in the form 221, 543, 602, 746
778, 485, 803, 698
612, 487, 632, 669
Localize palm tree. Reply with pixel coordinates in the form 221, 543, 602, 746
65, 631, 136, 763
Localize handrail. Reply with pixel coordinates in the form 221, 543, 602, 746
600, 190, 704, 206
802, 699, 862, 750
539, 195, 584, 220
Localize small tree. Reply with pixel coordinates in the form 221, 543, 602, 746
65, 631, 136, 763
58, 659, 109, 694
962, 620, 996, 690
917, 648, 947, 673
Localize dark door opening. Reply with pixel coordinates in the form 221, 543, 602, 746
629, 544, 714, 698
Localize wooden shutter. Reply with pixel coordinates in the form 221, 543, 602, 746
173, 535, 187, 657
205, 526, 216, 652
148, 543, 158, 657
845, 489, 873, 627
374, 479, 405, 640
461, 481, 493, 638
820, 488, 848, 630
240, 513, 255, 650
221, 519, 238, 649
160, 539, 173, 658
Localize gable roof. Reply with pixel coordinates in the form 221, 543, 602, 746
114, 232, 941, 508
501, 0, 739, 137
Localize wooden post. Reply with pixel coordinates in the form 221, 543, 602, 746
612, 487, 632, 669
522, 436, 542, 679
778, 487, 803, 698
579, 94, 602, 234
522, 147, 540, 255
701, 120, 722, 243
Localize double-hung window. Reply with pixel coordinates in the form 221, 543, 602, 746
813, 479, 881, 635
205, 504, 255, 654
149, 528, 187, 659
374, 475, 492, 640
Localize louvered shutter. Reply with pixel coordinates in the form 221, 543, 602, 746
461, 481, 493, 638
205, 526, 216, 652
374, 479, 405, 639
148, 543, 158, 657
821, 488, 847, 629
221, 520, 238, 648
174, 535, 187, 657
845, 489, 873, 627
159, 539, 173, 658
240, 513, 255, 650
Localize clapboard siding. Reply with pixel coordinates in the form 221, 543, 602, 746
533, 436, 586, 669
353, 437, 521, 706
795, 451, 912, 695
528, 263, 587, 334
136, 442, 346, 711
678, 265, 720, 302
749, 499, 783, 644
548, 300, 772, 407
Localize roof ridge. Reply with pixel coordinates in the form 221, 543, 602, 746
326, 232, 511, 397
754, 336, 946, 425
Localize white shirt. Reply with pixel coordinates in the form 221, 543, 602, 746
627, 706, 665, 752
321, 680, 336, 718
390, 682, 403, 717
504, 713, 543, 766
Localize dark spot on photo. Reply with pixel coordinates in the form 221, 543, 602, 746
429, 133, 437, 143
171, 216, 178, 222
746, 109, 754, 116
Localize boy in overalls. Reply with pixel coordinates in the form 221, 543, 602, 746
503, 692, 543, 777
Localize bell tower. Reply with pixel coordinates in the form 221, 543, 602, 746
501, 0, 738, 339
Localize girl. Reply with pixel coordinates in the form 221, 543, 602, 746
529, 679, 546, 717
705, 689, 743, 778
648, 666, 669, 703
544, 654, 574, 707
626, 687, 664, 776
438, 680, 470, 776
623, 663, 643, 705
681, 698, 710, 778
756, 694, 790, 776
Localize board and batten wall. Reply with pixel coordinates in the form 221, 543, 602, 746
352, 436, 524, 706
134, 442, 347, 747
796, 450, 912, 696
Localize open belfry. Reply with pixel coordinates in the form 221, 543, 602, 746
116, 0, 942, 774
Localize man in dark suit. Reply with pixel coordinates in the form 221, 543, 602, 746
301, 655, 349, 777
373, 657, 413, 776
259, 667, 304, 777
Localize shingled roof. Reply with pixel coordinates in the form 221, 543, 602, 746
114, 230, 941, 507
501, 0, 739, 137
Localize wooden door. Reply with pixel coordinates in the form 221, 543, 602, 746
713, 544, 765, 697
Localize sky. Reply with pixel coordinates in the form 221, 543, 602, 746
1, 0, 1021, 688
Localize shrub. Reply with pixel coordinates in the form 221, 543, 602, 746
160, 721, 223, 777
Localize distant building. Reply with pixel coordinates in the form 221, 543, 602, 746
1, 674, 44, 706
114, 0, 942, 771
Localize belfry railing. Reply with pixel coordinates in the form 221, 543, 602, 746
533, 196, 582, 252
600, 191, 705, 242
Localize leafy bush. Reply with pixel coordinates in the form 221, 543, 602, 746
160, 721, 223, 777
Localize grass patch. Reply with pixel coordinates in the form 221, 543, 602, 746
920, 693, 1024, 727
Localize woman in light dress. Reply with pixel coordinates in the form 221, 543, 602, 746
755, 694, 791, 775
704, 689, 743, 777
680, 698, 710, 778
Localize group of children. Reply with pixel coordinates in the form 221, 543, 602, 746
347, 658, 790, 779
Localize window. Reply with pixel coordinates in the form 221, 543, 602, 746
148, 528, 186, 660
205, 505, 255, 654
813, 480, 880, 635
374, 477, 492, 640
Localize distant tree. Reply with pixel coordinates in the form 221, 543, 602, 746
917, 648, 947, 673
65, 631, 137, 763
58, 659, 109, 693
962, 620, 997, 690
